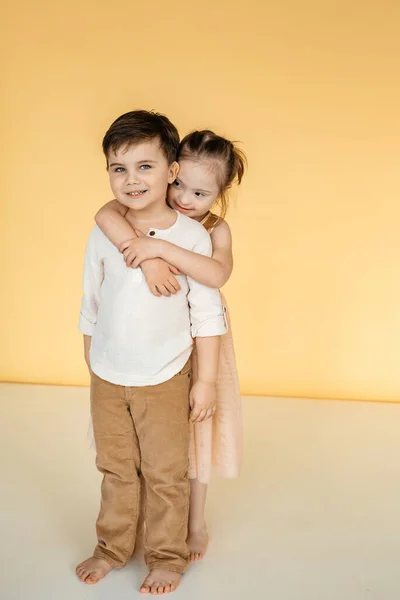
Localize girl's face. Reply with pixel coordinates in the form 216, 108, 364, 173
167, 159, 220, 221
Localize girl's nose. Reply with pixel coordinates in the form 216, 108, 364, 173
178, 193, 190, 207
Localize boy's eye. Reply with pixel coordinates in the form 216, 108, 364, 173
140, 164, 152, 170
115, 167, 125, 173
174, 180, 181, 187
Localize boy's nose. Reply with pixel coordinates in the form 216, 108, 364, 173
127, 174, 140, 185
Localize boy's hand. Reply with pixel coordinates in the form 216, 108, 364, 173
189, 380, 217, 423
121, 230, 164, 268
141, 259, 181, 297
83, 335, 92, 374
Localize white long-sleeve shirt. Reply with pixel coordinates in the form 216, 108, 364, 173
79, 211, 227, 386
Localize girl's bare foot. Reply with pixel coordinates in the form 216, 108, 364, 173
76, 556, 113, 584
140, 569, 181, 595
187, 524, 209, 561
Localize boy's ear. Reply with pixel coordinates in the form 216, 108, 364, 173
168, 161, 180, 183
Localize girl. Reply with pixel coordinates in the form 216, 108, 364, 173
95, 130, 245, 562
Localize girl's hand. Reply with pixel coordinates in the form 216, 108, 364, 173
141, 259, 181, 297
122, 231, 164, 268
189, 380, 217, 423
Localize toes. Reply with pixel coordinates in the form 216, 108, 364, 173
155, 583, 172, 595
140, 584, 151, 594
78, 569, 88, 581
189, 550, 204, 561
141, 573, 180, 595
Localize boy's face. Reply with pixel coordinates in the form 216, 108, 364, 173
107, 139, 178, 212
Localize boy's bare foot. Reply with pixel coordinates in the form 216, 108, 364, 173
187, 525, 209, 561
140, 570, 181, 594
76, 557, 113, 584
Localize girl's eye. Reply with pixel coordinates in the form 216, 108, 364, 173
195, 192, 204, 197
115, 167, 125, 173
140, 164, 152, 170
174, 180, 181, 187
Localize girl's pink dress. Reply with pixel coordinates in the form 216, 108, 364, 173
188, 213, 242, 483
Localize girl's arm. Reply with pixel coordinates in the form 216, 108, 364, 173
124, 220, 233, 289
162, 221, 233, 288
95, 200, 135, 250
95, 201, 181, 297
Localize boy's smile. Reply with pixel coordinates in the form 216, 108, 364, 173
126, 189, 148, 198
107, 139, 178, 214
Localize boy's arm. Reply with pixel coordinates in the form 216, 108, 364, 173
189, 336, 221, 423
78, 228, 104, 370
186, 231, 227, 423
95, 201, 181, 296
83, 335, 92, 372
195, 336, 221, 383
123, 220, 233, 289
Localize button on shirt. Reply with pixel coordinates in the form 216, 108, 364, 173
79, 211, 227, 386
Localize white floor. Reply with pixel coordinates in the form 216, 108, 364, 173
1, 384, 400, 600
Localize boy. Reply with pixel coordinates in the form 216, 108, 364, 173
76, 110, 227, 594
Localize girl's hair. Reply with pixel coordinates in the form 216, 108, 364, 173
178, 130, 246, 221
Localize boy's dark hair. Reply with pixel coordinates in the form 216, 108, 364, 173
102, 110, 180, 165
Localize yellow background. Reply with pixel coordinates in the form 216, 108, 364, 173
1, 0, 399, 400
